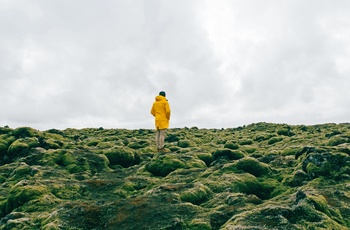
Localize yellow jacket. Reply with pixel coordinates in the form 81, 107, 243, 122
151, 95, 171, 130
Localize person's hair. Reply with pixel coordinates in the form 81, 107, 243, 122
159, 91, 166, 97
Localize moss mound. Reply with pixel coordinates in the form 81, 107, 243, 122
235, 157, 271, 177
212, 149, 245, 160
104, 147, 140, 168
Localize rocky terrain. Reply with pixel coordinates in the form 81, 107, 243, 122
0, 122, 350, 229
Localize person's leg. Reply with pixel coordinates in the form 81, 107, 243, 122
156, 129, 160, 151
158, 129, 166, 150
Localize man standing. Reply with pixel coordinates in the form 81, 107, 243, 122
151, 91, 171, 152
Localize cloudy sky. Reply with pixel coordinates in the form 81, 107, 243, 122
1, 0, 349, 130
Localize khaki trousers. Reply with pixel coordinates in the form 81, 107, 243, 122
156, 129, 166, 150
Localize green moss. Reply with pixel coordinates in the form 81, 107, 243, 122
180, 183, 212, 205
127, 140, 149, 149
196, 153, 214, 166
258, 178, 288, 200
96, 141, 118, 149
235, 157, 271, 177
7, 140, 29, 157
283, 169, 310, 187
41, 138, 62, 149
241, 146, 256, 154
0, 135, 15, 153
8, 163, 34, 181
282, 147, 298, 156
212, 149, 245, 160
0, 127, 12, 135
13, 127, 40, 138
328, 136, 349, 146
205, 173, 261, 196
306, 162, 331, 178
224, 142, 239, 150
104, 147, 139, 168
188, 219, 211, 230
146, 155, 186, 177
178, 140, 194, 148
5, 184, 49, 215
239, 139, 253, 145
268, 137, 283, 145
308, 194, 332, 217
277, 128, 295, 137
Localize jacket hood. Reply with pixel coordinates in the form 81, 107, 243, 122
155, 95, 166, 101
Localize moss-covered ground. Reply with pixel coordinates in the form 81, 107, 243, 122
0, 123, 350, 229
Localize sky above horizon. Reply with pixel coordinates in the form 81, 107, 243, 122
1, 0, 350, 130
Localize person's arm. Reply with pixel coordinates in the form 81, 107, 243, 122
165, 102, 171, 120
151, 105, 155, 117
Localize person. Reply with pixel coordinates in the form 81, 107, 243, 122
151, 91, 171, 152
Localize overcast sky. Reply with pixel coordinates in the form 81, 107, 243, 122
1, 0, 349, 130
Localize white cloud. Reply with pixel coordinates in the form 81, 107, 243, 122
0, 0, 349, 130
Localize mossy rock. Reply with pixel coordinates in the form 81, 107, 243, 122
306, 162, 331, 178
180, 183, 213, 205
8, 163, 35, 181
283, 170, 310, 187
205, 173, 261, 196
127, 140, 149, 149
165, 134, 180, 142
239, 139, 253, 145
254, 134, 274, 142
5, 183, 49, 215
0, 127, 12, 135
7, 140, 29, 159
307, 194, 332, 217
104, 147, 140, 168
212, 149, 244, 161
328, 136, 349, 146
41, 138, 62, 149
224, 142, 239, 150
235, 157, 271, 177
178, 140, 194, 148
55, 150, 109, 174
13, 127, 40, 138
146, 154, 186, 177
277, 128, 295, 136
96, 141, 117, 149
268, 137, 283, 145
0, 135, 15, 154
188, 219, 211, 230
196, 153, 214, 166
